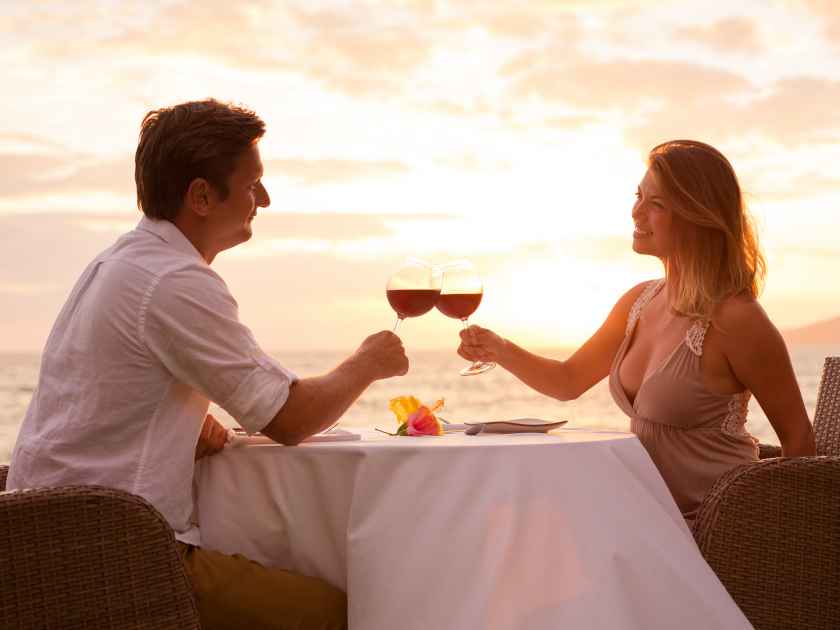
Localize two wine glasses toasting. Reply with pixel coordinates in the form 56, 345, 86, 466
386, 259, 494, 376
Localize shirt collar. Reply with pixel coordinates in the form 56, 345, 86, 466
136, 216, 206, 263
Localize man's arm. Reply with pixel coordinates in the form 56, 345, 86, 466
261, 330, 409, 446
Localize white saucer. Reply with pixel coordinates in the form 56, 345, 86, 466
463, 419, 568, 435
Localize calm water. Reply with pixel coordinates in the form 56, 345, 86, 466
2, 345, 838, 464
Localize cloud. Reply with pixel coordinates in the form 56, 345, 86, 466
247, 212, 416, 241
626, 76, 840, 151
804, 0, 840, 42
266, 158, 410, 185
433, 153, 512, 172
746, 171, 840, 202
0, 154, 68, 196
676, 16, 762, 53
736, 78, 840, 144
0, 153, 134, 198
7, 0, 435, 97
0, 132, 69, 152
505, 57, 752, 111
285, 5, 433, 94
500, 47, 840, 150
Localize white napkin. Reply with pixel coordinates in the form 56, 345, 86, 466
226, 428, 361, 446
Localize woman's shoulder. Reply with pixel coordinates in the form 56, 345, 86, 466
607, 279, 663, 334
621, 278, 663, 306
711, 293, 779, 345
712, 292, 766, 325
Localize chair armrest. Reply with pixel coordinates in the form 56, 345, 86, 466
693, 456, 840, 630
0, 484, 199, 629
758, 443, 782, 459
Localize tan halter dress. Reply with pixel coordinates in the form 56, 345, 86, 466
609, 280, 759, 522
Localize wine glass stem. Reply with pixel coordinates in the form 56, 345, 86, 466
462, 318, 479, 368
393, 317, 403, 333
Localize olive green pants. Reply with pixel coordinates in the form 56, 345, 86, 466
177, 543, 347, 630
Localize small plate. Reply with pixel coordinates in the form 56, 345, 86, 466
464, 419, 568, 435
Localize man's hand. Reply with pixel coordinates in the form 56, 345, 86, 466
195, 413, 228, 461
353, 330, 409, 381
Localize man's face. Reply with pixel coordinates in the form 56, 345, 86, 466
208, 142, 270, 251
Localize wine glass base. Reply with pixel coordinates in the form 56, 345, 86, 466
459, 361, 496, 376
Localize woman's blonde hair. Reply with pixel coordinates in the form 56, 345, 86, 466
648, 139, 766, 320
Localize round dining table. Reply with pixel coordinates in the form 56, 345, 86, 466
194, 427, 752, 630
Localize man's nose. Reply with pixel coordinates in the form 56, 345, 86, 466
258, 182, 270, 208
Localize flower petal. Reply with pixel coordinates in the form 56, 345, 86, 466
407, 406, 443, 436
389, 396, 421, 424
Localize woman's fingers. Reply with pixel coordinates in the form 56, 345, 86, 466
458, 325, 502, 361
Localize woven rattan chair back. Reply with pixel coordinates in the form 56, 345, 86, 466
0, 464, 6, 491
0, 483, 200, 629
814, 356, 840, 456
693, 457, 840, 629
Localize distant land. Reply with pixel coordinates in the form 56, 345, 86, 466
782, 316, 840, 345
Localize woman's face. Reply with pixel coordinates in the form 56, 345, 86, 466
632, 167, 674, 259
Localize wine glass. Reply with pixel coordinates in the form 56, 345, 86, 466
386, 258, 441, 332
437, 260, 495, 376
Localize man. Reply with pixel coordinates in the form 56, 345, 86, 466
7, 99, 408, 630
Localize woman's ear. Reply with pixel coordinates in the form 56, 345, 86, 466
185, 178, 213, 218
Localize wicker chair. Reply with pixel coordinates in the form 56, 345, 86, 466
693, 356, 840, 630
0, 467, 200, 629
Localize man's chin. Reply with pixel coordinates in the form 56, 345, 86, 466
221, 228, 253, 253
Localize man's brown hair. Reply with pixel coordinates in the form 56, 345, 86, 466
135, 99, 266, 221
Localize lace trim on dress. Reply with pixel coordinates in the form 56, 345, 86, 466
685, 319, 711, 357
625, 280, 665, 337
721, 390, 751, 436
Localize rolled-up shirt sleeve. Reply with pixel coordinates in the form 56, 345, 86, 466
140, 264, 296, 434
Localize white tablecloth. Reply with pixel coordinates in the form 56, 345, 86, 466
194, 428, 752, 630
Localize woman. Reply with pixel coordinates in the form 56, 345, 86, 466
459, 139, 815, 523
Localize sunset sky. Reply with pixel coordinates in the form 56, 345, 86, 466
2, 0, 839, 353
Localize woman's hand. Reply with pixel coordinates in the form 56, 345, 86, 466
458, 325, 508, 364
195, 413, 229, 461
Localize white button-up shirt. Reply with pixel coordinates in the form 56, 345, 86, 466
8, 217, 296, 544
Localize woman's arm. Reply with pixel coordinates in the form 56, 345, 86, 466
458, 282, 650, 401
716, 299, 816, 457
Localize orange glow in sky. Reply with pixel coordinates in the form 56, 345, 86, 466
1, 1, 839, 351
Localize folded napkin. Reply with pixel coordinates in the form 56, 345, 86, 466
226, 428, 361, 446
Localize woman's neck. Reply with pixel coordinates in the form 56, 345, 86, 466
662, 264, 682, 315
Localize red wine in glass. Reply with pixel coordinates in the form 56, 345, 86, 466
387, 289, 441, 318
438, 260, 495, 376
386, 259, 441, 331
435, 293, 482, 320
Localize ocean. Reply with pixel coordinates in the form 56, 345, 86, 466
2, 344, 838, 464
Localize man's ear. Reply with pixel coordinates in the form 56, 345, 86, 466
185, 178, 213, 218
